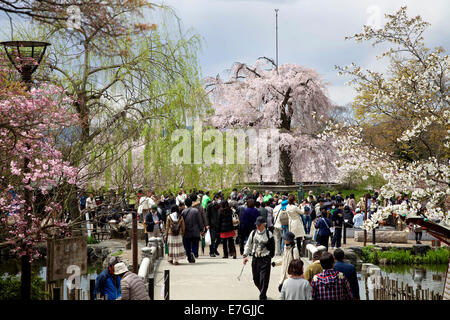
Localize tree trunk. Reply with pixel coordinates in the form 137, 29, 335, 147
279, 88, 294, 185
21, 255, 31, 300
279, 145, 293, 185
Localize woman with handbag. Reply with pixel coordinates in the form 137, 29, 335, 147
218, 201, 237, 259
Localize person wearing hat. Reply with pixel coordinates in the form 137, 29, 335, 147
271, 231, 299, 292
113, 263, 149, 300
243, 216, 275, 300
94, 256, 121, 300
145, 203, 162, 246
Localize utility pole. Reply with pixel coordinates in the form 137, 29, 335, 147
275, 9, 279, 73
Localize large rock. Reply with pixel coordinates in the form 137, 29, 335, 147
354, 230, 408, 243
343, 249, 358, 266
412, 244, 431, 256
346, 246, 363, 257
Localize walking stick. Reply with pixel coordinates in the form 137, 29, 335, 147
237, 263, 246, 281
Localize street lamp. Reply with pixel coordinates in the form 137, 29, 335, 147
1, 40, 50, 300
1, 40, 51, 89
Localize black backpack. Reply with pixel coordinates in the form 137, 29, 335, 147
251, 229, 275, 258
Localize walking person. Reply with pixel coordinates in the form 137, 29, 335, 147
239, 199, 261, 255
273, 199, 289, 255
302, 205, 312, 235
113, 263, 150, 300
271, 231, 299, 292
280, 259, 312, 300
286, 195, 306, 257
412, 223, 423, 244
243, 216, 275, 300
144, 204, 162, 246
315, 207, 332, 250
333, 249, 360, 300
311, 252, 353, 300
165, 205, 186, 265
218, 201, 237, 259
331, 203, 344, 249
94, 257, 121, 300
182, 197, 204, 263
206, 194, 222, 257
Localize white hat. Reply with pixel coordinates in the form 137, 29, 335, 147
356, 208, 361, 213
113, 262, 128, 275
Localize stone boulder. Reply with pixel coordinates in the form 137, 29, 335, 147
343, 249, 358, 266
346, 246, 363, 257
354, 230, 408, 243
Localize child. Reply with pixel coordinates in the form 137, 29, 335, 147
272, 231, 299, 292
280, 259, 312, 300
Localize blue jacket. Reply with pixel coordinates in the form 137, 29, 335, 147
94, 269, 121, 300
240, 207, 260, 234
334, 260, 360, 299
315, 217, 332, 236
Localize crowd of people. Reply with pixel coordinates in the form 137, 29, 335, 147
85, 187, 420, 300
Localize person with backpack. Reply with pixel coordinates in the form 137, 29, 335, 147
273, 199, 290, 255
243, 216, 275, 300
271, 231, 299, 292
315, 207, 332, 250
218, 200, 237, 259
165, 205, 186, 265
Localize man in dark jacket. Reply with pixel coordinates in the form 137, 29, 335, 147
206, 194, 221, 257
182, 197, 204, 263
94, 256, 121, 300
239, 199, 261, 255
145, 204, 162, 246
331, 203, 344, 249
333, 249, 360, 300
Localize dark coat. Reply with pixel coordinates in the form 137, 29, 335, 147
182, 206, 204, 239
145, 211, 162, 233
334, 261, 360, 299
218, 208, 234, 233
240, 207, 260, 234
206, 201, 221, 230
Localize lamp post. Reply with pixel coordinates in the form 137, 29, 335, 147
1, 40, 51, 300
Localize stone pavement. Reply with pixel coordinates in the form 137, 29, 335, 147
152, 244, 310, 300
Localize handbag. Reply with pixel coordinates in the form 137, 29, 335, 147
205, 229, 212, 245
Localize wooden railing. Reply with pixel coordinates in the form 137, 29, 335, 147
373, 277, 443, 300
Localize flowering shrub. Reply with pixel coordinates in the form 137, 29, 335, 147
323, 7, 449, 230
0, 53, 79, 262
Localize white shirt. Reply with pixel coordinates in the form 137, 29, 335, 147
86, 197, 97, 210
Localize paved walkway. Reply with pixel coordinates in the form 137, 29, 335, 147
152, 244, 310, 300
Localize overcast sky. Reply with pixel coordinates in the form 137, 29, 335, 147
0, 1, 448, 106
157, 0, 450, 106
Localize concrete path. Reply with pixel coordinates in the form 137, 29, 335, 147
152, 245, 310, 300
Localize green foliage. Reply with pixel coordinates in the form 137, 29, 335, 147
111, 250, 123, 257
361, 247, 450, 265
0, 274, 48, 300
87, 236, 99, 244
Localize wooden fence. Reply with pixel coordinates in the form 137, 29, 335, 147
373, 277, 443, 300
